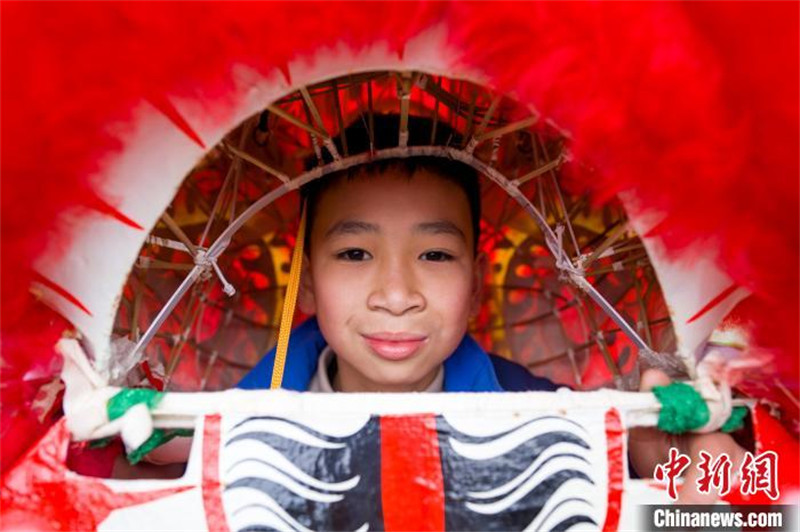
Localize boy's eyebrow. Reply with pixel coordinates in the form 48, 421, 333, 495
414, 221, 467, 242
324, 220, 380, 238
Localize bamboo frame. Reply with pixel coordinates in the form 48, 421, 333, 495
120, 70, 667, 392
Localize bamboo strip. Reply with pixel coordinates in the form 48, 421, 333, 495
146, 235, 192, 253
130, 271, 144, 342
474, 116, 538, 143
135, 257, 195, 271
633, 272, 655, 349
223, 143, 290, 184
199, 120, 251, 247
160, 213, 198, 257
582, 222, 629, 269
431, 76, 441, 144
300, 85, 342, 161
585, 253, 649, 276
367, 80, 375, 153
471, 95, 502, 141
164, 288, 206, 386
578, 292, 624, 389
512, 156, 563, 187
299, 87, 328, 134
267, 104, 330, 140
348, 73, 371, 154
331, 79, 348, 156
398, 72, 412, 147
462, 87, 478, 146
540, 138, 580, 257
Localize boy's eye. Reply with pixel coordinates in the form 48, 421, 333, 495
420, 251, 454, 262
336, 248, 372, 261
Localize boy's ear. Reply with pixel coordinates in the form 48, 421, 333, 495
297, 255, 316, 315
470, 252, 488, 318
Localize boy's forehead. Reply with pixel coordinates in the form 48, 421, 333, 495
313, 170, 473, 232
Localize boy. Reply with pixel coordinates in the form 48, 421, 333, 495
239, 114, 556, 394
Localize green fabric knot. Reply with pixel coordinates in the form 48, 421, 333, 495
653, 382, 710, 434
106, 389, 193, 464
127, 429, 194, 464
107, 388, 164, 421
721, 405, 748, 433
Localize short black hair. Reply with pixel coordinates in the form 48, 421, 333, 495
300, 114, 481, 253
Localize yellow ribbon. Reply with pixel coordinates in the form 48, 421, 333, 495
270, 203, 307, 389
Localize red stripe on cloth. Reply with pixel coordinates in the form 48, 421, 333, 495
602, 408, 624, 532
380, 415, 445, 531
686, 283, 739, 324
202, 414, 231, 532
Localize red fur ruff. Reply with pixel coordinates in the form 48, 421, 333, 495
1, 2, 797, 469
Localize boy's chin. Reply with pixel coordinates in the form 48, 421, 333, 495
365, 372, 438, 393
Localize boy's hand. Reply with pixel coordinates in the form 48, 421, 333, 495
629, 368, 747, 503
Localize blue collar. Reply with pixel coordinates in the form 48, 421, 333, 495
238, 317, 503, 392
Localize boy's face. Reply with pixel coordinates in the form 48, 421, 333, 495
301, 169, 483, 392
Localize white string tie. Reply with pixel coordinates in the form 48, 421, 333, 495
195, 249, 236, 297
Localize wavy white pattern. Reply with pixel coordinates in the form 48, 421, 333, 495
467, 472, 591, 515
230, 493, 316, 532
466, 443, 590, 500
526, 496, 596, 532
223, 415, 369, 532
225, 439, 354, 492
228, 459, 356, 503
446, 414, 602, 530
275, 412, 371, 438
449, 416, 589, 460
229, 418, 346, 449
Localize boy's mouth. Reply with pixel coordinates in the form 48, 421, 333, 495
361, 332, 427, 361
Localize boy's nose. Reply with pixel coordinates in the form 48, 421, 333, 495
367, 260, 425, 316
